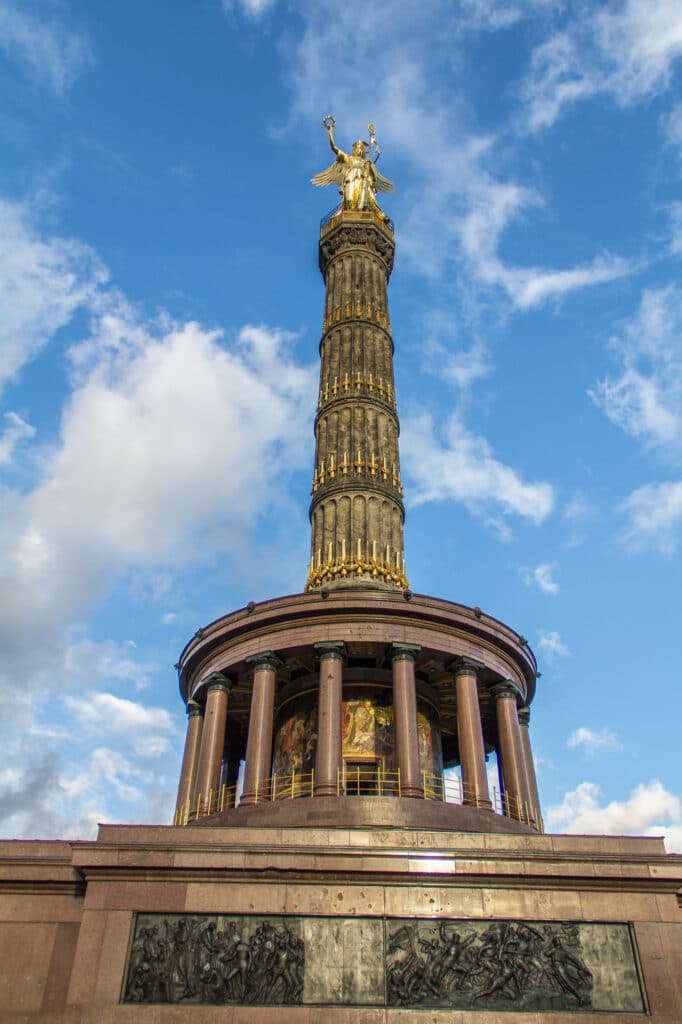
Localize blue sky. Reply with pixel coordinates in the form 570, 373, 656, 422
0, 0, 681, 848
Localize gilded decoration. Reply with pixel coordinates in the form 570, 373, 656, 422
312, 116, 394, 223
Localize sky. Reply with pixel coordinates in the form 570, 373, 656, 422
0, 0, 681, 850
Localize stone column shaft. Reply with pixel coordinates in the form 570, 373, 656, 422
314, 642, 345, 797
175, 700, 203, 818
392, 644, 422, 798
492, 682, 532, 823
519, 707, 542, 826
454, 662, 491, 809
194, 677, 231, 810
241, 653, 279, 805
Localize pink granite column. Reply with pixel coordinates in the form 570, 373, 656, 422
174, 699, 203, 820
314, 641, 345, 797
454, 660, 492, 809
391, 643, 422, 798
194, 675, 231, 812
519, 706, 542, 827
491, 681, 532, 822
241, 652, 279, 805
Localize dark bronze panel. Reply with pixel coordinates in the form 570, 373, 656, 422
122, 913, 645, 1013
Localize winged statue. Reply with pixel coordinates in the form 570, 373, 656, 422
312, 116, 394, 220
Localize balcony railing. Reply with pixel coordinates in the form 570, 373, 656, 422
320, 206, 394, 233
174, 767, 543, 832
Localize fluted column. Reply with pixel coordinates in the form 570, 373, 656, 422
519, 707, 541, 826
194, 674, 232, 810
454, 659, 491, 809
175, 699, 203, 819
391, 643, 422, 798
314, 641, 345, 797
241, 652, 280, 805
491, 681, 532, 822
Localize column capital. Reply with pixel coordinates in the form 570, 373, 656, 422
489, 680, 519, 702
518, 706, 531, 726
245, 651, 281, 672
186, 699, 203, 718
390, 642, 421, 663
452, 657, 485, 679
314, 640, 347, 661
203, 671, 233, 694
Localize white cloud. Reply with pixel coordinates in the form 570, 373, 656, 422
0, 411, 35, 464
282, 1, 633, 314
669, 201, 682, 256
520, 561, 559, 594
662, 101, 682, 159
567, 727, 622, 756
519, 0, 682, 132
619, 479, 682, 553
64, 692, 176, 735
222, 0, 277, 15
0, 197, 106, 393
0, 196, 317, 698
590, 285, 682, 455
537, 629, 570, 659
563, 493, 597, 522
402, 413, 554, 530
0, 1, 92, 95
546, 779, 682, 852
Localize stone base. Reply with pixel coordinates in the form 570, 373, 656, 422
0, 825, 680, 1021
192, 794, 535, 834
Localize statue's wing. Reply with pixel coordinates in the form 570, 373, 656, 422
373, 167, 395, 193
311, 158, 345, 187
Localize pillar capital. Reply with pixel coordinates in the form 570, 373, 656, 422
489, 680, 519, 702
518, 706, 531, 727
203, 671, 233, 694
186, 699, 203, 718
245, 651, 281, 672
452, 657, 485, 679
314, 640, 347, 662
390, 642, 421, 663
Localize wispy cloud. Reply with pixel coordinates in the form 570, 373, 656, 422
567, 727, 622, 756
64, 692, 176, 735
546, 779, 682, 852
402, 413, 554, 532
537, 629, 570, 659
519, 0, 682, 133
619, 479, 682, 553
0, 411, 35, 465
0, 197, 107, 393
0, 1, 92, 95
520, 561, 559, 594
590, 285, 682, 457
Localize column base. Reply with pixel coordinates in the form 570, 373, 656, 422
400, 786, 425, 799
463, 797, 493, 810
314, 784, 339, 798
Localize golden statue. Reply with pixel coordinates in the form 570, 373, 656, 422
312, 116, 394, 219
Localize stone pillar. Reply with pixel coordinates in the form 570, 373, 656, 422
194, 674, 231, 811
314, 641, 345, 797
519, 706, 542, 826
391, 643, 422, 798
175, 699, 203, 820
241, 652, 280, 805
454, 659, 491, 809
491, 681, 532, 822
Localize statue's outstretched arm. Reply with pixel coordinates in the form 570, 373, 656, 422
323, 115, 346, 161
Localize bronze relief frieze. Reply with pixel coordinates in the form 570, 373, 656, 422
122, 912, 645, 1013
